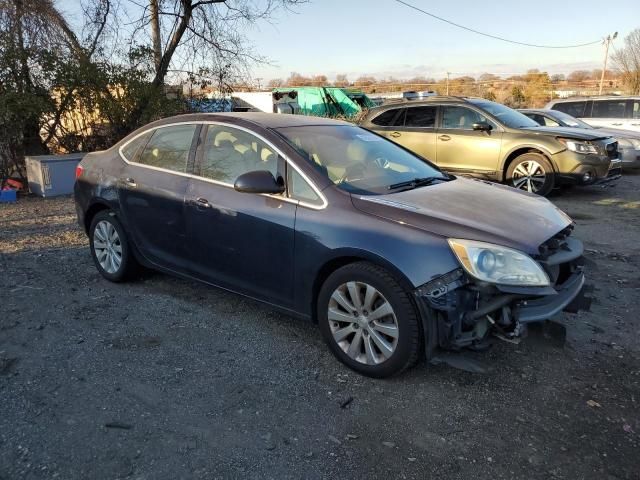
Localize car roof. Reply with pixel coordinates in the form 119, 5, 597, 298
143, 112, 352, 129
549, 96, 640, 103
368, 96, 486, 112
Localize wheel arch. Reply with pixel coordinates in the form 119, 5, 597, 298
83, 200, 114, 234
309, 249, 416, 324
501, 146, 558, 181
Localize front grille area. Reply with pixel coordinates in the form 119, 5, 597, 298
604, 140, 619, 159
537, 224, 574, 259
536, 225, 582, 286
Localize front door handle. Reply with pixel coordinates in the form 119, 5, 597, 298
123, 177, 137, 187
611, 123, 623, 126
193, 197, 210, 209
438, 135, 451, 141
389, 131, 401, 138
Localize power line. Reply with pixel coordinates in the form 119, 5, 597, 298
394, 0, 602, 49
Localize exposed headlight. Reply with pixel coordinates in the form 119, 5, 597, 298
558, 138, 598, 154
448, 239, 550, 287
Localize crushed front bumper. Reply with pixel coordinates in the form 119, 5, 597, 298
414, 232, 591, 357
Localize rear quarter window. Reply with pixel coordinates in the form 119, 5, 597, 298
591, 100, 628, 119
371, 108, 402, 126
553, 101, 587, 118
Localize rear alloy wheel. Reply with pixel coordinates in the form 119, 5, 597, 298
318, 262, 422, 378
89, 210, 137, 282
506, 153, 554, 196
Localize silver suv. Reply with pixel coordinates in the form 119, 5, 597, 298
546, 96, 640, 132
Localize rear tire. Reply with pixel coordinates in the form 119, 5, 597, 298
317, 262, 422, 378
506, 153, 554, 196
89, 210, 137, 282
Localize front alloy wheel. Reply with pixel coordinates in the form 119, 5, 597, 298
318, 262, 422, 378
507, 153, 554, 196
328, 281, 399, 365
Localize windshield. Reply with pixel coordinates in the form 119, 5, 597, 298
547, 110, 593, 129
469, 100, 540, 129
276, 125, 446, 195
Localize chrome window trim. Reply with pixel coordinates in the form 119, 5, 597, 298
118, 120, 328, 210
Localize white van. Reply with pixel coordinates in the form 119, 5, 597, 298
545, 96, 640, 132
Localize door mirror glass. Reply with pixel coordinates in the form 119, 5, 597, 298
472, 122, 493, 131
234, 170, 285, 194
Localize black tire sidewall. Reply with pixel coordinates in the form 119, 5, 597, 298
318, 262, 421, 378
89, 211, 133, 282
506, 153, 555, 196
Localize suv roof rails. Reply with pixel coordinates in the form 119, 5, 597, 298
379, 95, 473, 106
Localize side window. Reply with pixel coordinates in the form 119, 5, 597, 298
198, 125, 278, 184
405, 106, 436, 128
633, 101, 640, 119
121, 131, 152, 162
553, 101, 586, 118
441, 106, 491, 130
542, 116, 560, 127
524, 113, 544, 126
288, 167, 322, 206
371, 109, 400, 126
592, 100, 627, 118
137, 124, 196, 173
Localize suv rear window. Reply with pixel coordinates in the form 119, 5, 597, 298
553, 101, 587, 118
405, 106, 436, 128
591, 100, 627, 118
371, 109, 402, 126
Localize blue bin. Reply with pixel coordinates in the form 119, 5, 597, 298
0, 189, 17, 203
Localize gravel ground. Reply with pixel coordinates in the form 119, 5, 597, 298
1, 176, 639, 480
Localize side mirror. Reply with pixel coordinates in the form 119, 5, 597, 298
234, 170, 285, 195
472, 122, 493, 132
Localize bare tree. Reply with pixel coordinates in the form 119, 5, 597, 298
612, 29, 640, 94
119, 0, 304, 127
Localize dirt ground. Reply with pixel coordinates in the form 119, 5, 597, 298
1, 175, 639, 480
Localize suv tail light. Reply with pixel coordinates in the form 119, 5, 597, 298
75, 165, 84, 179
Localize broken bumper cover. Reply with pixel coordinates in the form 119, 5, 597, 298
515, 268, 586, 323
414, 234, 591, 355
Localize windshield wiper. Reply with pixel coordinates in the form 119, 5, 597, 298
387, 176, 447, 191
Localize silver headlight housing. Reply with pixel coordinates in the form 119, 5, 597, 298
558, 138, 598, 154
448, 239, 550, 287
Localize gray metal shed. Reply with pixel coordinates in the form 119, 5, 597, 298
25, 153, 86, 197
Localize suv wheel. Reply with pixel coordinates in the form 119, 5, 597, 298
89, 210, 137, 282
506, 153, 554, 196
317, 262, 422, 378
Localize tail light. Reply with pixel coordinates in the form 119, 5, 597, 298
75, 165, 84, 179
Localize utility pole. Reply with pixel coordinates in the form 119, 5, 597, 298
446, 72, 451, 95
599, 32, 617, 95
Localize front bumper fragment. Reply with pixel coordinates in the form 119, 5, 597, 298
515, 269, 585, 323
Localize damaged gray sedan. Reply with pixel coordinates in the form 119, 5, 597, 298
75, 113, 590, 378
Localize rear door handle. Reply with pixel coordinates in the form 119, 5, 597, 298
389, 131, 401, 138
123, 177, 136, 187
438, 135, 451, 141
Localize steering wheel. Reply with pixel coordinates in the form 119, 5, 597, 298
373, 157, 391, 169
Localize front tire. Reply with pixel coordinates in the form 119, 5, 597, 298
318, 262, 422, 378
506, 153, 554, 196
89, 210, 137, 282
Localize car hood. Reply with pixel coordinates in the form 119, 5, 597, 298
591, 127, 640, 141
519, 126, 611, 141
351, 177, 572, 254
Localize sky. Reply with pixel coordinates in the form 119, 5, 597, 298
58, 0, 640, 82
